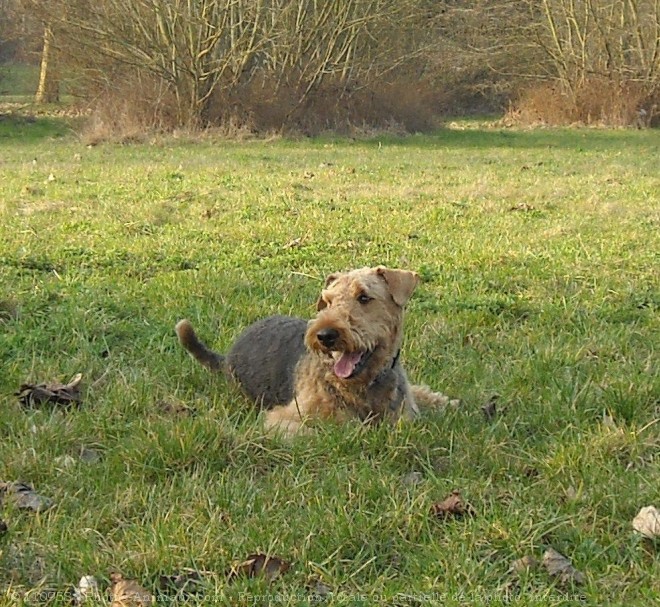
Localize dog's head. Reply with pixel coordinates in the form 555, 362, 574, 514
306, 266, 419, 382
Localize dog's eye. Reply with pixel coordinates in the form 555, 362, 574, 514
357, 293, 373, 305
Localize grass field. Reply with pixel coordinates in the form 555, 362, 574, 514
0, 116, 658, 606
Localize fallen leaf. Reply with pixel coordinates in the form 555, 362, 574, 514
109, 573, 154, 606
158, 569, 205, 597
632, 505, 660, 539
601, 412, 618, 430
0, 298, 19, 321
401, 471, 423, 488
227, 554, 290, 583
283, 237, 303, 249
156, 399, 196, 417
73, 575, 101, 605
0, 481, 54, 512
564, 486, 580, 503
431, 456, 450, 475
542, 548, 585, 585
523, 466, 539, 478
78, 446, 103, 464
431, 490, 476, 519
509, 202, 536, 212
510, 555, 538, 574
307, 578, 332, 599
22, 185, 44, 196
15, 373, 83, 409
481, 395, 499, 422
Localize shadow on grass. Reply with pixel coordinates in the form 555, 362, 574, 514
350, 126, 657, 151
0, 109, 655, 151
0, 114, 71, 143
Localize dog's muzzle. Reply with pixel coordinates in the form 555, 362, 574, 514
316, 327, 340, 349
314, 327, 374, 379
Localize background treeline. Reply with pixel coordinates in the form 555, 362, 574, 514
1, 0, 658, 134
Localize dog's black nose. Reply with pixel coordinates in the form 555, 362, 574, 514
317, 327, 340, 348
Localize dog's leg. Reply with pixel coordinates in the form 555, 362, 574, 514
264, 400, 310, 438
410, 384, 459, 409
175, 319, 225, 372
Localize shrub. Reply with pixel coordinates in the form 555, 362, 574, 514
79, 70, 444, 142
507, 78, 659, 127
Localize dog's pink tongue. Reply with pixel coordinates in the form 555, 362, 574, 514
334, 352, 363, 378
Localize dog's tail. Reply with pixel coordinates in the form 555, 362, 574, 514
175, 319, 225, 372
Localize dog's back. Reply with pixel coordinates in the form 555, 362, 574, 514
176, 315, 307, 408
226, 315, 308, 407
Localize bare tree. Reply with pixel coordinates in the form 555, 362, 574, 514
35, 23, 59, 102
17, 0, 434, 125
530, 0, 660, 95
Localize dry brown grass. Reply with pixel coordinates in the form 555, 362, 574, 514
78, 71, 442, 142
204, 74, 441, 135
506, 78, 659, 127
79, 74, 182, 145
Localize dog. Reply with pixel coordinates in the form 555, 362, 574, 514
176, 266, 454, 436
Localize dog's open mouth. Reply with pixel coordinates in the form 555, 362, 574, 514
331, 350, 373, 379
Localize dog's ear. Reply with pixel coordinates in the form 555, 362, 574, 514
376, 267, 420, 307
316, 273, 340, 310
324, 272, 340, 287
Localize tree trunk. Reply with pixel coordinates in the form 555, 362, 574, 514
35, 25, 59, 104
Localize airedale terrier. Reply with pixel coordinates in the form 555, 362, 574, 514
176, 266, 454, 437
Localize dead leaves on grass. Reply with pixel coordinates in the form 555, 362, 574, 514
431, 490, 476, 520
73, 575, 101, 604
66, 560, 291, 605
73, 572, 205, 605
306, 578, 333, 599
156, 398, 196, 418
509, 555, 539, 574
507, 549, 585, 588
541, 548, 586, 585
158, 569, 206, 598
0, 298, 19, 321
74, 561, 289, 606
0, 481, 54, 512
481, 394, 499, 422
15, 373, 83, 409
632, 505, 660, 540
227, 553, 291, 583
509, 202, 537, 212
428, 489, 590, 590
109, 573, 154, 606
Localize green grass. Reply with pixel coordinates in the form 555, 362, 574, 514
0, 119, 658, 606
